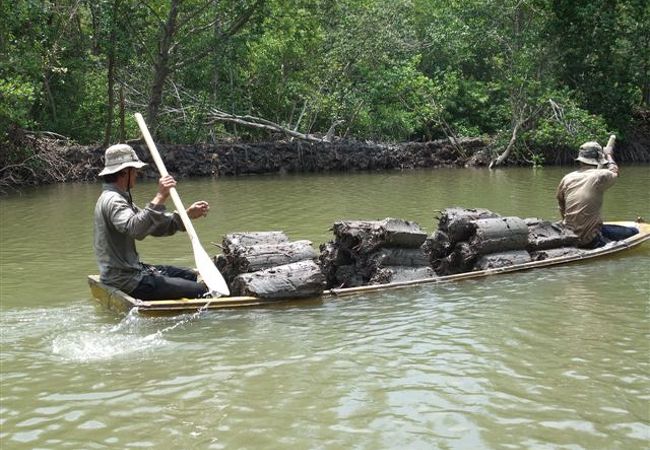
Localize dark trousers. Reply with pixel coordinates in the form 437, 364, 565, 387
130, 264, 208, 300
585, 224, 639, 249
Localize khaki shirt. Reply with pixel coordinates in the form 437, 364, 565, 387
556, 167, 617, 246
93, 184, 185, 292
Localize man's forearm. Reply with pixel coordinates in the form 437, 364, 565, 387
603, 134, 616, 156
602, 134, 618, 174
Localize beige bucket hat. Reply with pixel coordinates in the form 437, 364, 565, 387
576, 141, 606, 166
98, 144, 147, 176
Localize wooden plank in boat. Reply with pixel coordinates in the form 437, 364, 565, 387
88, 221, 649, 315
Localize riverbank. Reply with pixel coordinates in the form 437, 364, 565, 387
2, 127, 649, 192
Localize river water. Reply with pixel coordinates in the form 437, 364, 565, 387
1, 166, 649, 449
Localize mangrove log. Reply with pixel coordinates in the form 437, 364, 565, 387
364, 247, 429, 271
474, 250, 532, 270
369, 266, 436, 285
229, 240, 317, 273
434, 242, 477, 275
422, 230, 452, 261
469, 217, 529, 254
231, 260, 326, 299
332, 218, 427, 254
437, 207, 500, 243
525, 219, 579, 251
223, 231, 289, 253
530, 247, 586, 261
334, 265, 365, 288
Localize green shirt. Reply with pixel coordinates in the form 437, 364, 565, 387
93, 184, 185, 293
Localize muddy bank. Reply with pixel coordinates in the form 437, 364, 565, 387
122, 137, 494, 179
1, 135, 492, 186
2, 129, 648, 189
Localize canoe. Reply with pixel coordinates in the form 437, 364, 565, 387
88, 221, 650, 316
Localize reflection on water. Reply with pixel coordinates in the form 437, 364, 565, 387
0, 167, 649, 449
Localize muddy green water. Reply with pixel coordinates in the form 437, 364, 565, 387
1, 166, 649, 449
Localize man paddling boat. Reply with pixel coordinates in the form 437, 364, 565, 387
556, 135, 638, 248
93, 144, 210, 300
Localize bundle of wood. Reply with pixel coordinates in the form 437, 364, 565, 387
318, 218, 433, 288
437, 207, 501, 243
425, 208, 531, 274
214, 231, 324, 298
425, 207, 584, 275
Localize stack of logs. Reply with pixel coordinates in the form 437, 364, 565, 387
423, 207, 583, 275
212, 207, 587, 297
318, 218, 435, 288
214, 231, 325, 298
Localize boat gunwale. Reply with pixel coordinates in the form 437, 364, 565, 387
88, 221, 649, 314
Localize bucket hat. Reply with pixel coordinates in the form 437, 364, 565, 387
98, 144, 147, 176
576, 141, 606, 166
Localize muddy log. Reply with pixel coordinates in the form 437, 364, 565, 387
422, 230, 453, 261
364, 248, 429, 272
369, 266, 436, 285
318, 242, 339, 287
231, 260, 326, 299
437, 207, 500, 243
469, 217, 529, 254
474, 250, 532, 270
318, 241, 355, 287
525, 219, 579, 251
332, 218, 427, 254
227, 240, 317, 273
213, 254, 238, 284
434, 242, 477, 275
530, 247, 586, 261
222, 231, 289, 253
334, 265, 365, 288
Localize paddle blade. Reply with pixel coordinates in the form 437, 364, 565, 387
192, 240, 230, 296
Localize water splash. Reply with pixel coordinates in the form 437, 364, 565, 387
51, 328, 165, 362
51, 303, 214, 362
142, 300, 213, 338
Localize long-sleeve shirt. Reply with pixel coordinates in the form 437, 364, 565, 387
556, 166, 617, 246
93, 184, 185, 293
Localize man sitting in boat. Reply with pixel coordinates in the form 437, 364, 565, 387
556, 135, 638, 248
94, 144, 210, 300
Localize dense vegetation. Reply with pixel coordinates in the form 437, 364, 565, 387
1, 0, 648, 157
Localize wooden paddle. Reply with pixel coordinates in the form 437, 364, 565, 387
134, 113, 230, 297
604, 134, 616, 154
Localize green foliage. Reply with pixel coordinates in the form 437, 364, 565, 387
0, 77, 36, 132
547, 0, 646, 129
530, 153, 545, 168
527, 93, 612, 150
0, 0, 646, 153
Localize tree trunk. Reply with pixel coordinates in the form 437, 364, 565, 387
104, 0, 121, 146
119, 83, 126, 141
489, 121, 521, 168
104, 54, 115, 147
147, 0, 180, 134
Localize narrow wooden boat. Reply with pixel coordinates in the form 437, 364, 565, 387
88, 221, 649, 316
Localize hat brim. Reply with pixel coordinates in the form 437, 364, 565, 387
98, 161, 148, 177
576, 156, 605, 166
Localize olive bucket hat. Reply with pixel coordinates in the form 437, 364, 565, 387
576, 141, 606, 166
98, 144, 147, 176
